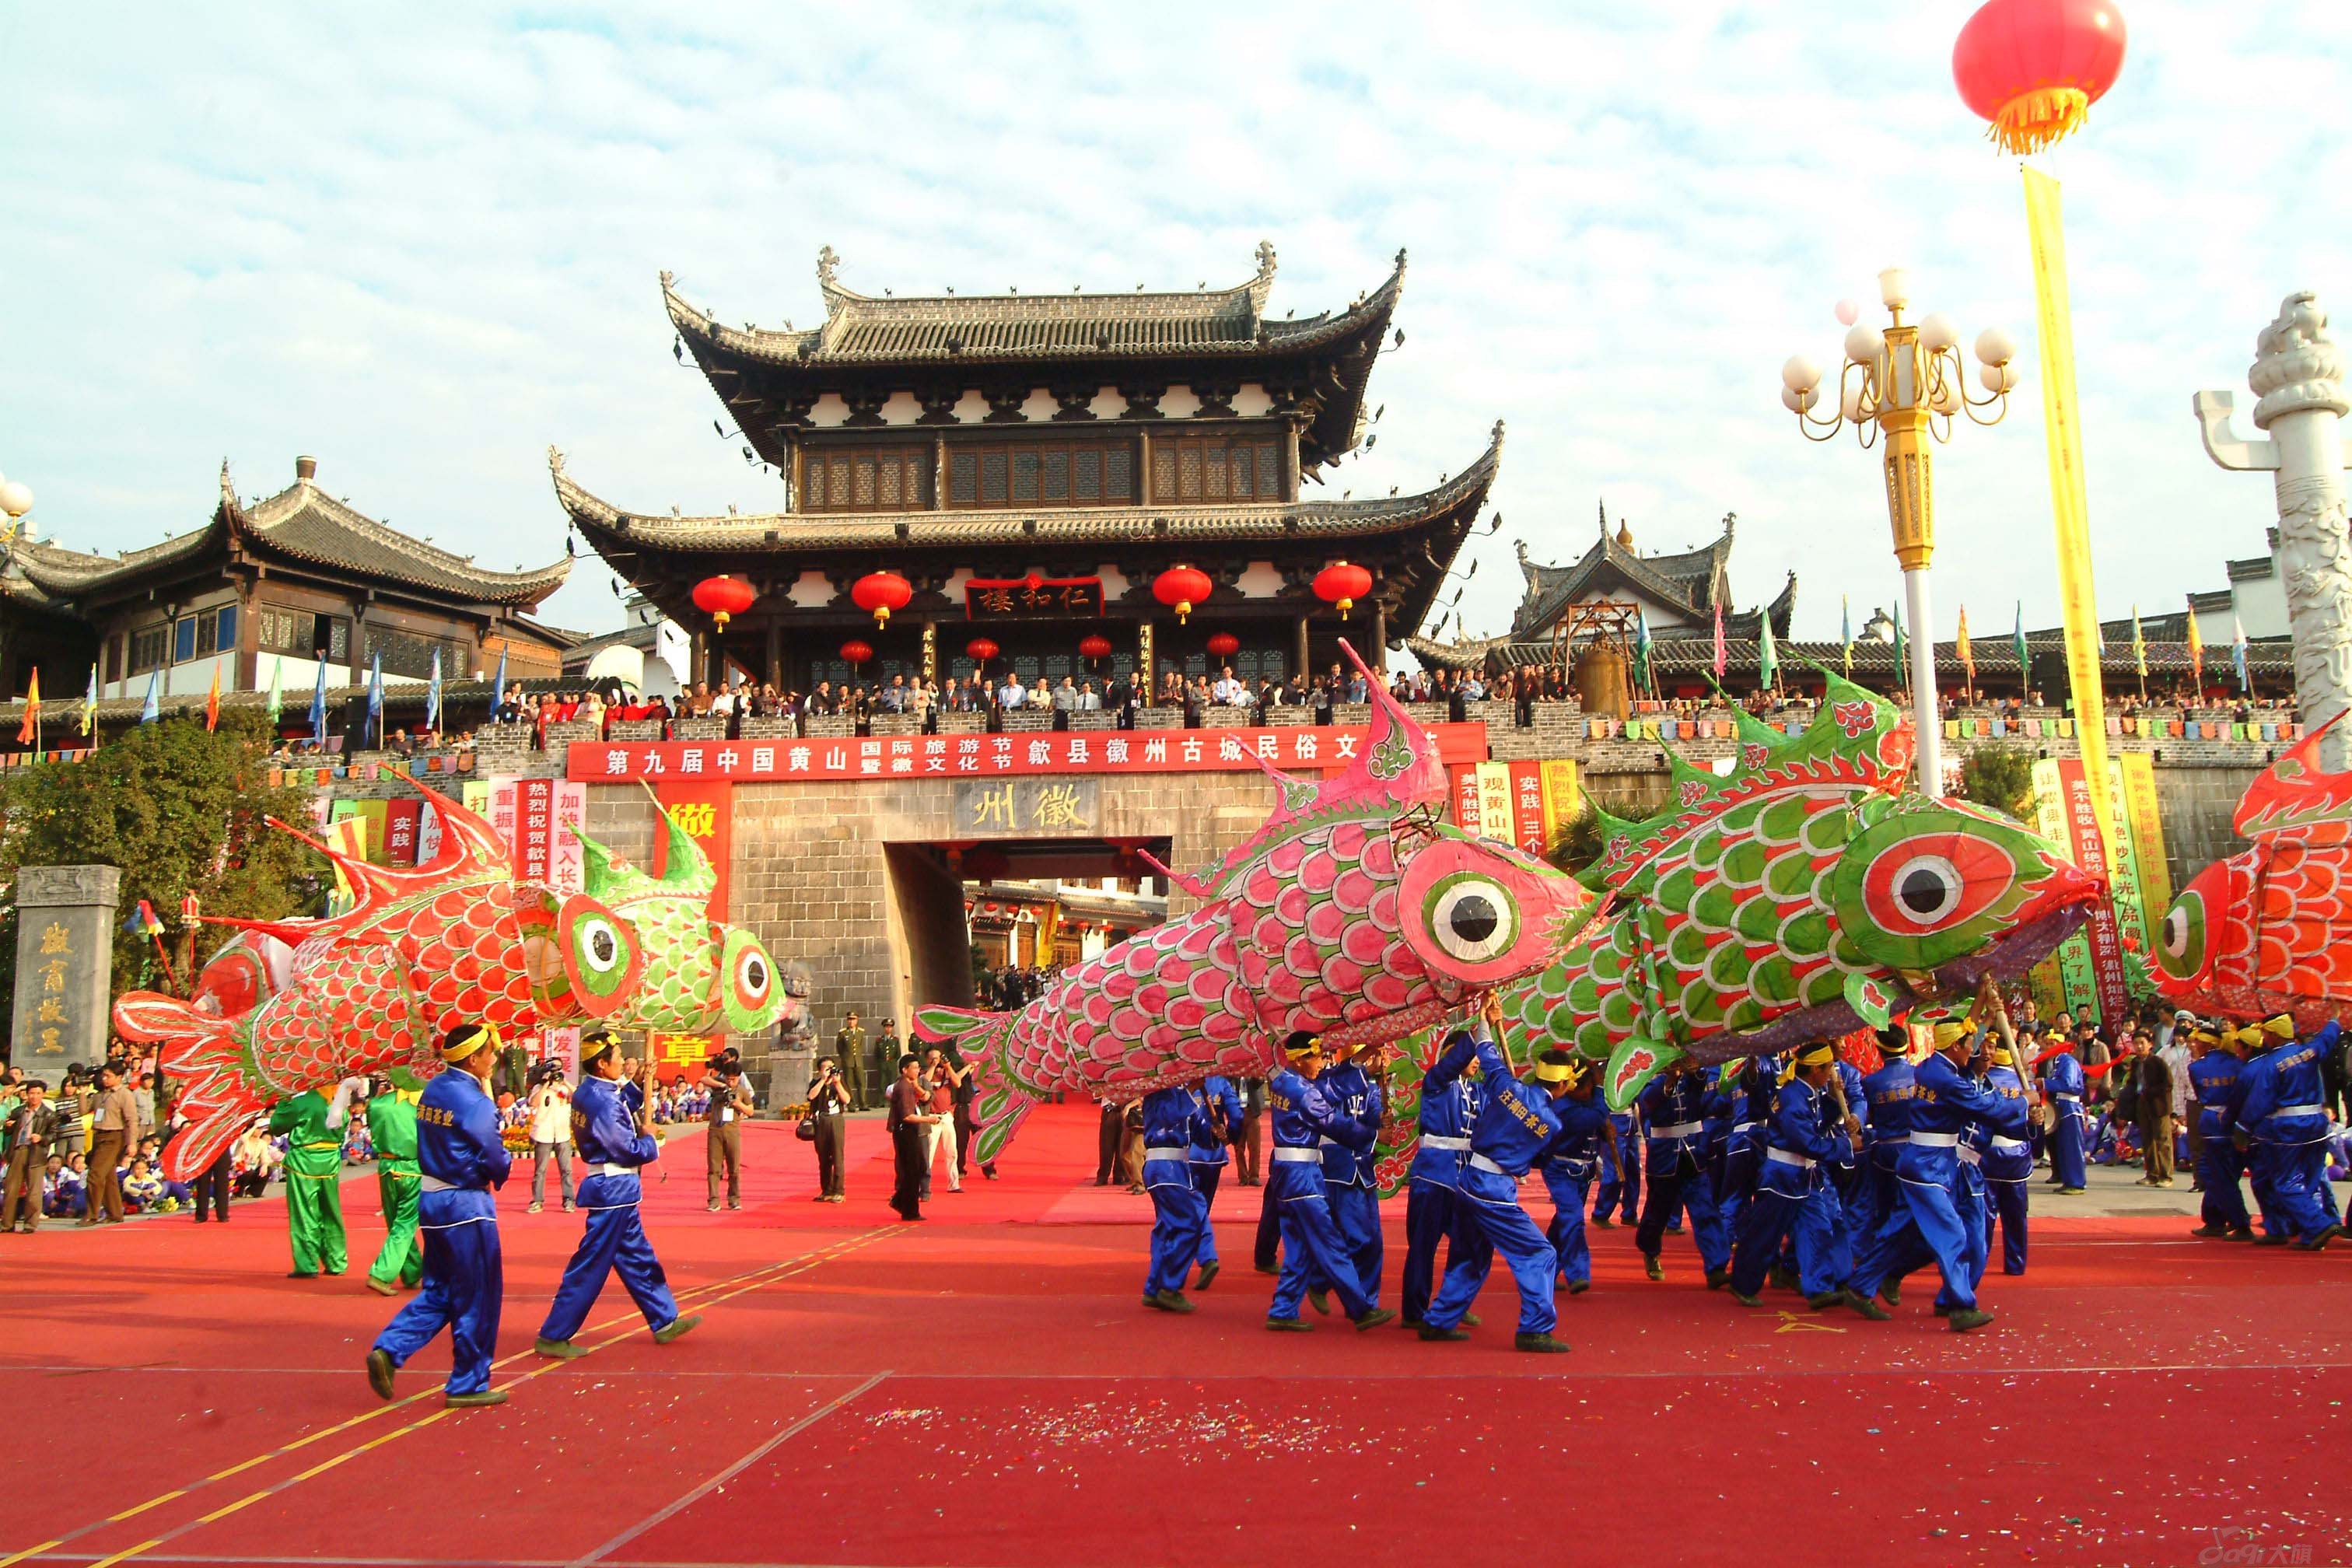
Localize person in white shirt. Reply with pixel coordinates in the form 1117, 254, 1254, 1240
1212, 666, 1246, 706
2159, 1012, 2196, 1169
527, 1067, 576, 1214
999, 677, 1028, 709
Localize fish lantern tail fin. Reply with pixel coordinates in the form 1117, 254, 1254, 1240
112, 991, 261, 1181
912, 1003, 1037, 1165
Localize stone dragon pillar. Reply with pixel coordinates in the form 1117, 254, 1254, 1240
2196, 292, 2352, 769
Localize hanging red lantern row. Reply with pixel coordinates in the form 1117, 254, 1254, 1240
966, 637, 1000, 663
1952, 0, 2127, 155
1311, 560, 1374, 618
691, 574, 756, 631
851, 569, 913, 626
1078, 634, 1113, 662
1153, 564, 1212, 624
839, 640, 873, 666
1206, 632, 1240, 659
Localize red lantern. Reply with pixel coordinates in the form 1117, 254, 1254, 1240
1952, 0, 2127, 155
691, 574, 756, 631
1078, 634, 1113, 661
839, 639, 873, 667
851, 570, 914, 627
1206, 632, 1240, 659
1312, 560, 1374, 618
1153, 565, 1213, 625
966, 637, 999, 663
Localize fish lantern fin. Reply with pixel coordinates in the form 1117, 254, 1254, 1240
1331, 638, 1447, 811
404, 777, 511, 878
572, 827, 627, 899
1842, 969, 1899, 1029
646, 783, 716, 893
1136, 847, 1216, 903
2235, 709, 2352, 838
1603, 1035, 1681, 1112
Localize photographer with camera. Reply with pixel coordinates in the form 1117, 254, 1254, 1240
806, 1055, 849, 1202
526, 1059, 576, 1215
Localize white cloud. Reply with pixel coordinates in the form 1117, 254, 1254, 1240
0, 1, 2343, 646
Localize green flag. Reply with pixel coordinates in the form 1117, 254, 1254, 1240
1758, 614, 1779, 693
2013, 601, 2031, 686
266, 654, 284, 723
1840, 596, 1853, 674
1892, 598, 1907, 670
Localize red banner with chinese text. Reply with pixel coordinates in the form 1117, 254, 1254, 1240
1507, 762, 1547, 859
2056, 759, 2130, 1029
383, 798, 422, 868
1448, 765, 1482, 835
653, 779, 733, 922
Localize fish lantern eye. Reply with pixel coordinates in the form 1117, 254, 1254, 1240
2154, 891, 2208, 982
1891, 855, 1963, 925
556, 894, 646, 1015
719, 927, 781, 1033
1430, 876, 1513, 962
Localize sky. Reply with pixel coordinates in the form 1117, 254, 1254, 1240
2, 2, 2346, 650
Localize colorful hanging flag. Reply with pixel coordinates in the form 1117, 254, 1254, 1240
1840, 596, 1853, 674
2012, 601, 2031, 686
2130, 605, 2147, 678
2185, 598, 2204, 686
492, 642, 509, 707
266, 654, 284, 724
15, 669, 38, 745
204, 663, 221, 732
81, 663, 97, 739
139, 671, 159, 725
1955, 606, 1975, 682
366, 653, 384, 747
123, 899, 165, 937
1633, 609, 1654, 695
1711, 602, 1726, 682
425, 649, 442, 732
1757, 612, 1779, 693
2232, 614, 2251, 694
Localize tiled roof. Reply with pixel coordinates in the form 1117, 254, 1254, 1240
1405, 633, 2286, 680
548, 424, 1503, 555
1510, 514, 1736, 637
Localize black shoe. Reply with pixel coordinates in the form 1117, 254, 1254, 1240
653, 1313, 702, 1344
1265, 1316, 1313, 1332
1143, 1290, 1195, 1314
365, 1348, 397, 1402
2253, 1233, 2292, 1247
1194, 1261, 1220, 1291
1352, 1307, 1396, 1332
1514, 1332, 1570, 1355
534, 1336, 588, 1360
1643, 1255, 1663, 1281
2188, 1223, 2231, 1238
1934, 1304, 1955, 1318
1730, 1289, 1762, 1307
1846, 1290, 1891, 1321
1253, 1262, 1279, 1275
1306, 1288, 1330, 1316
1947, 1307, 1996, 1333
444, 1388, 509, 1408
2224, 1227, 2257, 1243
1461, 1312, 1481, 1327
1881, 1283, 1902, 1306
1705, 1266, 1731, 1291
1566, 1279, 1590, 1296
1805, 1290, 1845, 1311
1767, 1265, 1797, 1291
1418, 1324, 1471, 1342
1590, 1216, 1615, 1228
2294, 1225, 2342, 1251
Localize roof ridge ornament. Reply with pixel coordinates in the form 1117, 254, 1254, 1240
1254, 240, 1276, 283
817, 244, 841, 291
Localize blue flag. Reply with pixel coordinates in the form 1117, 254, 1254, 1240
309, 660, 328, 744
2232, 615, 2251, 694
366, 653, 383, 746
139, 671, 159, 724
492, 643, 509, 711
425, 649, 442, 732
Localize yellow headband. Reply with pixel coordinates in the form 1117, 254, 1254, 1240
2263, 1014, 2294, 1039
1283, 1037, 1324, 1060
1933, 1020, 1972, 1051
1795, 1043, 1837, 1069
2235, 1024, 2269, 1048
1531, 1059, 1580, 1084
1990, 1045, 2015, 1066
440, 1020, 502, 1064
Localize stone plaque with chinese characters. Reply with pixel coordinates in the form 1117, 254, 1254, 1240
953, 778, 1101, 836
963, 576, 1104, 621
12, 863, 122, 1075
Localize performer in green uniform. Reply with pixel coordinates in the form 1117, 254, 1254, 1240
365, 1080, 424, 1295
269, 1077, 359, 1279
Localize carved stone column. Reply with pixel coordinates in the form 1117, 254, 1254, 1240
2196, 292, 2352, 768
16, 863, 122, 1077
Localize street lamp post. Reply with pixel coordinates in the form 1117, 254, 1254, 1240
1781, 268, 2017, 796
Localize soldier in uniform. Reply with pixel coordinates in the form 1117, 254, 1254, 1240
835, 1011, 869, 1111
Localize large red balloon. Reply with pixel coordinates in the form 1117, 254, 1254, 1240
1952, 0, 2126, 155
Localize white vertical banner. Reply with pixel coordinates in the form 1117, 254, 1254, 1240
415, 801, 445, 867
548, 781, 588, 894
488, 779, 518, 873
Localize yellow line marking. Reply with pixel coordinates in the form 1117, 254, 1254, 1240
0, 1538, 64, 1567
196, 1491, 271, 1526
88, 1539, 165, 1568
104, 1493, 184, 1523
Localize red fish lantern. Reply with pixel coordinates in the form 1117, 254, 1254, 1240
1078, 634, 1113, 661
1313, 560, 1374, 618
1952, 0, 2127, 155
1206, 632, 1240, 659
851, 570, 913, 626
691, 574, 756, 631
966, 637, 999, 663
1153, 565, 1212, 625
840, 640, 873, 667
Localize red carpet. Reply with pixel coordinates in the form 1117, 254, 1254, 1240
1, 1101, 2345, 1567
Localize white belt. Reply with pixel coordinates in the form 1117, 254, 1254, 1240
2052, 1094, 2081, 1103
1419, 1135, 1471, 1151
1734, 1121, 1762, 1133
1271, 1146, 1321, 1164
1988, 1136, 2029, 1152
418, 1174, 485, 1194
1909, 1132, 1961, 1147
1763, 1149, 1815, 1169
1143, 1146, 1190, 1163
1650, 1122, 1701, 1140
1958, 1146, 1982, 1167
1874, 1132, 1910, 1144
2271, 1104, 2326, 1118
1469, 1153, 1507, 1176
592, 1162, 636, 1178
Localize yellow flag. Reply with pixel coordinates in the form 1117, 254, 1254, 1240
2023, 166, 2116, 864
1955, 607, 1975, 678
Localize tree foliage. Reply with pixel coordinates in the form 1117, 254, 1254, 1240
1548, 791, 1656, 878
0, 712, 326, 1014
1957, 746, 2039, 821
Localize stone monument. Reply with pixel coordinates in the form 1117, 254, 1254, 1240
12, 864, 123, 1076
2196, 290, 2352, 769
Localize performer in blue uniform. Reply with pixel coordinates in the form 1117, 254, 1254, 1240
1535, 1059, 1613, 1297
1850, 999, 2007, 1333
1318, 1045, 1388, 1311
1419, 999, 1575, 1353
1591, 1102, 1641, 1227
1633, 1062, 1732, 1286
1139, 1083, 1206, 1312
534, 1029, 701, 1357
1264, 1034, 1395, 1333
2186, 1025, 2254, 1241
1401, 1028, 1489, 1328
1854, 1026, 1916, 1302
2232, 1015, 2343, 1249
2041, 1036, 2089, 1195
1186, 1074, 1241, 1289
1825, 1052, 1867, 1283
366, 1022, 516, 1407
1714, 1057, 1773, 1245
1977, 1038, 2035, 1277
1727, 1042, 1858, 1310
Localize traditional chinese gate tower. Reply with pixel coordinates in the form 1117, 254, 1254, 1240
553, 243, 1498, 692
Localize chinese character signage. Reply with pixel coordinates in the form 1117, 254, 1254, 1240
571, 723, 1487, 785
654, 779, 733, 919
490, 779, 588, 891
964, 575, 1103, 621
953, 779, 1101, 837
